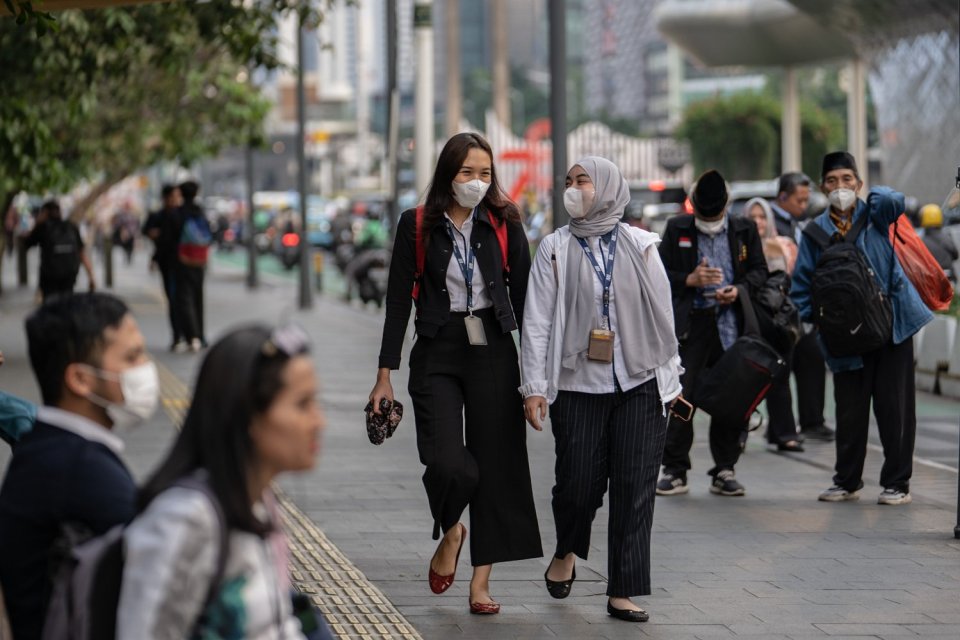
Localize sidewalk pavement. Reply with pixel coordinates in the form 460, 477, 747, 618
2, 248, 960, 640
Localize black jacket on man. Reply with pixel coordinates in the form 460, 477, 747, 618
658, 213, 768, 340
378, 207, 530, 370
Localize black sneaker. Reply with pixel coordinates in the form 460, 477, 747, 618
800, 424, 835, 442
656, 472, 689, 496
709, 469, 745, 496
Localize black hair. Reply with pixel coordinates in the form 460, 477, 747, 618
179, 180, 200, 203
777, 172, 811, 197
25, 293, 131, 405
421, 132, 520, 247
160, 184, 178, 199
40, 199, 62, 220
138, 325, 309, 536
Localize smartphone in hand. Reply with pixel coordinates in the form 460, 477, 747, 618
670, 396, 695, 422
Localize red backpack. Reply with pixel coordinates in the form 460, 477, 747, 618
411, 205, 510, 300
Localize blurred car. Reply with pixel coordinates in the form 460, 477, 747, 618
624, 180, 690, 234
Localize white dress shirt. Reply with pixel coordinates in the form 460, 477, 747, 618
443, 211, 492, 312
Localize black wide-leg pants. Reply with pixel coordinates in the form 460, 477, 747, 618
831, 338, 916, 493
550, 379, 667, 597
408, 308, 542, 566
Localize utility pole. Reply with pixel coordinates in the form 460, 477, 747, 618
491, 0, 510, 132
385, 0, 400, 235
445, 0, 462, 137
414, 0, 435, 198
245, 141, 258, 289
549, 0, 568, 229
297, 14, 312, 310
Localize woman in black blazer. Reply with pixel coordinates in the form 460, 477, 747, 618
369, 132, 541, 614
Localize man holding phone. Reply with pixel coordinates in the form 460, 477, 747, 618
656, 170, 768, 497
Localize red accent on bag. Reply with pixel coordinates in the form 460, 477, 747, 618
889, 214, 954, 311
411, 205, 510, 301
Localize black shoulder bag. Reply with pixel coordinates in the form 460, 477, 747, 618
693, 285, 789, 423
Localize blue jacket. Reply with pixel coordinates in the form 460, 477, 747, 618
790, 187, 933, 372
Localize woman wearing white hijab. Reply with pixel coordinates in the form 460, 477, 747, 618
520, 156, 683, 622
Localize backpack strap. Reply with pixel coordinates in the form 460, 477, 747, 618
735, 284, 762, 338
801, 221, 833, 249
173, 471, 229, 615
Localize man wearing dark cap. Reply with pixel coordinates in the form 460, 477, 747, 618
790, 151, 932, 505
657, 169, 768, 497
771, 172, 833, 443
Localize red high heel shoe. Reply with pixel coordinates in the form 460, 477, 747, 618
469, 599, 500, 615
428, 523, 466, 594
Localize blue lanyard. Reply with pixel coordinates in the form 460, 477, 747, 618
445, 216, 476, 311
576, 225, 619, 326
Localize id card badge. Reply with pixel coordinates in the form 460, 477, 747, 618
465, 314, 488, 346
587, 328, 615, 363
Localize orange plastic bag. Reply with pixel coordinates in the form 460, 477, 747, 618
889, 214, 954, 311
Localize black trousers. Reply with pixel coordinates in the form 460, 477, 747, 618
550, 380, 667, 597
407, 308, 542, 566
662, 313, 744, 475
831, 338, 915, 493
765, 369, 799, 445
175, 263, 205, 342
39, 275, 76, 300
793, 331, 827, 430
158, 263, 181, 343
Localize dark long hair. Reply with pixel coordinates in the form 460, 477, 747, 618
421, 132, 520, 246
138, 325, 308, 536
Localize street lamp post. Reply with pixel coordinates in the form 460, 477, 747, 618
297, 15, 312, 310
549, 0, 568, 229
245, 140, 258, 289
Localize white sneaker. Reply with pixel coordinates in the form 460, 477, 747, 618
818, 485, 860, 502
877, 488, 912, 505
189, 338, 203, 353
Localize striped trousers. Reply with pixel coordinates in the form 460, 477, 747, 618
550, 379, 668, 597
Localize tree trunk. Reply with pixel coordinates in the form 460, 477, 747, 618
69, 174, 127, 224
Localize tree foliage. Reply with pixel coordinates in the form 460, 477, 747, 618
675, 91, 842, 181
0, 1, 334, 214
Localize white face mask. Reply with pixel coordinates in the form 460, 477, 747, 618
451, 179, 490, 209
828, 188, 857, 213
84, 361, 160, 430
695, 216, 726, 236
563, 186, 596, 220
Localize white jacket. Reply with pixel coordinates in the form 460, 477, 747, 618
519, 224, 682, 406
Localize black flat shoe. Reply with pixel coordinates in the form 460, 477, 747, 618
777, 440, 805, 452
544, 566, 576, 599
607, 601, 649, 622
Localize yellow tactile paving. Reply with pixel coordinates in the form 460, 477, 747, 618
156, 361, 422, 640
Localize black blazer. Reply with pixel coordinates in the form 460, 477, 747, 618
658, 214, 768, 340
378, 207, 531, 369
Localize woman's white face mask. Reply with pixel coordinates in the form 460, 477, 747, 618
563, 186, 596, 219
451, 179, 490, 209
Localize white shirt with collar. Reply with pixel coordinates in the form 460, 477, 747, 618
443, 210, 492, 312
520, 224, 683, 405
36, 405, 125, 456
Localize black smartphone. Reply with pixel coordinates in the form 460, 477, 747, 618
670, 396, 695, 422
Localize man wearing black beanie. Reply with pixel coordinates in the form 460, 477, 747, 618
657, 169, 768, 497
790, 151, 933, 505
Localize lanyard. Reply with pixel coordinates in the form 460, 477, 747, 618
445, 216, 476, 312
576, 225, 619, 327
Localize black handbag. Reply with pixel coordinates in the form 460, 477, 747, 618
693, 285, 788, 423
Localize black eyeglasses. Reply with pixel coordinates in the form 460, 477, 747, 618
260, 323, 311, 358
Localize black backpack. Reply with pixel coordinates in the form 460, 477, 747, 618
802, 215, 892, 358
40, 220, 81, 281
